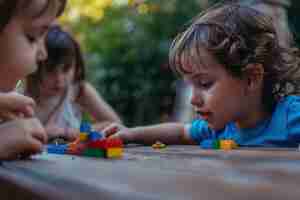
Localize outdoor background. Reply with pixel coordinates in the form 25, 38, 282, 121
60, 0, 300, 126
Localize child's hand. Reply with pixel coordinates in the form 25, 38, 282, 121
0, 92, 35, 119
46, 125, 78, 142
0, 118, 47, 160
102, 123, 130, 142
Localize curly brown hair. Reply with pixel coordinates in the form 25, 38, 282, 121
169, 2, 300, 113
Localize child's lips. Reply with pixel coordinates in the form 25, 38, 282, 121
196, 111, 211, 121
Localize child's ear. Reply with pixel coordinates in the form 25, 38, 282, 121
242, 63, 264, 91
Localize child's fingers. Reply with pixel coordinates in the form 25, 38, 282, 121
65, 128, 79, 141
32, 129, 48, 145
107, 132, 121, 139
22, 105, 35, 117
7, 92, 36, 109
25, 137, 44, 154
19, 95, 35, 107
102, 123, 119, 137
28, 119, 48, 144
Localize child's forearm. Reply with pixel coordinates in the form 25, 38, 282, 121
125, 123, 188, 145
93, 121, 118, 132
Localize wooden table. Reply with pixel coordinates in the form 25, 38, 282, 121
1, 145, 300, 200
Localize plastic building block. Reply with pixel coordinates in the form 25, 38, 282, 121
152, 141, 166, 149
200, 140, 214, 149
220, 139, 238, 150
80, 122, 91, 133
213, 140, 220, 149
79, 133, 88, 142
47, 144, 68, 154
87, 139, 106, 149
47, 124, 124, 159
83, 148, 105, 157
67, 143, 87, 155
88, 131, 103, 141
106, 148, 123, 158
200, 140, 220, 149
102, 138, 123, 149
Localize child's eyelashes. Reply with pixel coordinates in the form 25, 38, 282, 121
26, 34, 38, 43
185, 78, 214, 89
190, 79, 213, 89
26, 29, 47, 44
198, 81, 213, 89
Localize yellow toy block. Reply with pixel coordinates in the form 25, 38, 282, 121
220, 140, 238, 150
79, 132, 88, 142
152, 141, 166, 149
106, 148, 123, 158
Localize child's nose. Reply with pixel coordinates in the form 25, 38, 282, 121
37, 39, 48, 62
190, 88, 204, 107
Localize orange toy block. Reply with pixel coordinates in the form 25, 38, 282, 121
79, 133, 88, 142
220, 140, 238, 150
106, 148, 123, 158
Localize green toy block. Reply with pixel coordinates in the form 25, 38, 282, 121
82, 112, 93, 123
83, 148, 105, 157
213, 140, 220, 149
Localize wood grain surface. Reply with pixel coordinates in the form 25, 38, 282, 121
1, 145, 300, 200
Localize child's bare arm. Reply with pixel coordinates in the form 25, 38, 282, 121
77, 82, 122, 128
0, 118, 47, 160
103, 123, 196, 145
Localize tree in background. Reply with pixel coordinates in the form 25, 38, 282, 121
61, 0, 202, 126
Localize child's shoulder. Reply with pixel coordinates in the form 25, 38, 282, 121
277, 95, 300, 111
273, 95, 300, 127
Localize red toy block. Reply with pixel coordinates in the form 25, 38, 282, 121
67, 143, 87, 155
87, 138, 123, 149
87, 139, 106, 149
103, 138, 123, 148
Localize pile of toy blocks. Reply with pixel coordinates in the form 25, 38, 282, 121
47, 122, 123, 158
200, 139, 238, 150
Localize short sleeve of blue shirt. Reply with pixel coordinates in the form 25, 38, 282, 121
187, 95, 300, 147
189, 120, 213, 144
286, 96, 300, 143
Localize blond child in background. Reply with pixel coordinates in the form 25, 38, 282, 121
104, 2, 300, 148
26, 25, 122, 142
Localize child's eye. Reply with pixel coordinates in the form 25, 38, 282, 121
198, 81, 213, 89
26, 34, 37, 43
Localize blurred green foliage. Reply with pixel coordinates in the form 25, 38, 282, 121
289, 0, 300, 46
62, 0, 202, 126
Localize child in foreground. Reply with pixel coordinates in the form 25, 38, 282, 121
0, 0, 67, 160
104, 2, 300, 148
26, 25, 122, 142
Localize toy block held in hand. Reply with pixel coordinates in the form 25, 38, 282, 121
220, 139, 238, 150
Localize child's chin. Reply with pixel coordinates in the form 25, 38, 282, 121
207, 122, 226, 131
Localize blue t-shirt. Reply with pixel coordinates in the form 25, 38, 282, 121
188, 95, 300, 147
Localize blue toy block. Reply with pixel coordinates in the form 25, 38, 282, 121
47, 144, 68, 154
80, 122, 91, 133
200, 140, 215, 149
88, 131, 103, 141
